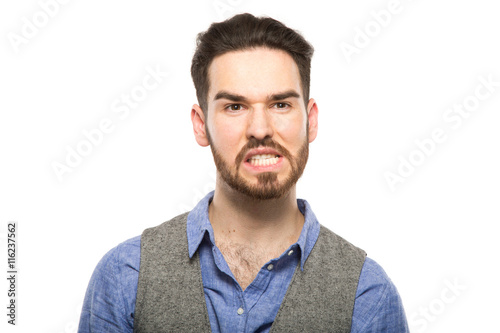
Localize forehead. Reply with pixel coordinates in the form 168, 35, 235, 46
207, 47, 302, 102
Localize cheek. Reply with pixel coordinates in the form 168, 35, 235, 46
210, 118, 245, 152
273, 114, 307, 141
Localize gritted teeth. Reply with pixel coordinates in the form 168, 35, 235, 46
247, 154, 280, 161
247, 154, 281, 166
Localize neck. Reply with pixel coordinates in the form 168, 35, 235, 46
208, 173, 304, 248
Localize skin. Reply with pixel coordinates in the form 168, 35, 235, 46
191, 47, 318, 290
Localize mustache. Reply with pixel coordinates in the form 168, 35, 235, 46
235, 137, 293, 167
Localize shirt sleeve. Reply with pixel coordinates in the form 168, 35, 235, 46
78, 236, 141, 333
350, 257, 409, 333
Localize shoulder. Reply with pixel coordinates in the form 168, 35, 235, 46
142, 212, 189, 239
351, 257, 409, 332
98, 235, 142, 272
358, 257, 393, 289
315, 225, 367, 267
88, 234, 142, 295
79, 235, 142, 332
318, 225, 366, 254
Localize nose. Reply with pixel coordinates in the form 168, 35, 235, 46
245, 106, 274, 141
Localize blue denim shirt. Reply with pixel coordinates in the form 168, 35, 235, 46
78, 191, 409, 332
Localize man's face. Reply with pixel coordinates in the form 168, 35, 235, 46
195, 47, 317, 200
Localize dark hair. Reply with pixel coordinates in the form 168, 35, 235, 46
191, 13, 314, 115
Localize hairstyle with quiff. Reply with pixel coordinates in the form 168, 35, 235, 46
190, 13, 314, 116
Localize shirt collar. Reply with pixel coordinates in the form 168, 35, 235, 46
186, 190, 320, 271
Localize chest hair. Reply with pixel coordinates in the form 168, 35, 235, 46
216, 239, 284, 291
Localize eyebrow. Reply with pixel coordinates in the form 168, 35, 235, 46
213, 90, 301, 103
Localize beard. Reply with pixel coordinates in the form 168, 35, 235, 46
207, 130, 309, 201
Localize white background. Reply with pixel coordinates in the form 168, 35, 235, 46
1, 0, 499, 332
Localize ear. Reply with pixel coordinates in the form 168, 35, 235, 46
191, 104, 210, 147
306, 98, 318, 143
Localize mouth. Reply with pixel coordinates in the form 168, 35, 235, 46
246, 154, 281, 166
242, 147, 284, 171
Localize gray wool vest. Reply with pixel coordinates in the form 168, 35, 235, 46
134, 212, 366, 333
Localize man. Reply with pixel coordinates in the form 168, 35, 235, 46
78, 13, 409, 332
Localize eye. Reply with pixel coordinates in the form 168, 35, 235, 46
226, 104, 244, 112
273, 102, 291, 110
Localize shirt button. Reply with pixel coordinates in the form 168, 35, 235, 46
237, 307, 244, 315
288, 250, 294, 256
267, 264, 274, 271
